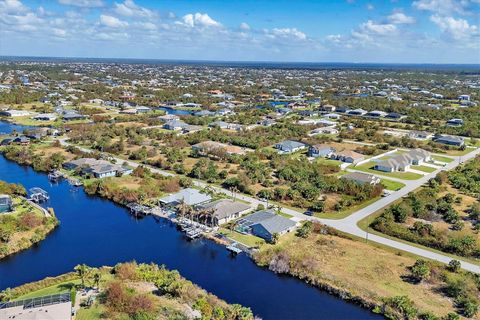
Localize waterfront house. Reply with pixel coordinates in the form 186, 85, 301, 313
308, 144, 336, 158
274, 140, 308, 154
433, 135, 465, 146
374, 149, 431, 172
159, 188, 212, 207
341, 172, 380, 186
0, 194, 12, 213
63, 158, 132, 178
0, 109, 32, 117
158, 114, 180, 122
236, 209, 297, 242
330, 150, 364, 164
32, 113, 57, 121
196, 199, 251, 226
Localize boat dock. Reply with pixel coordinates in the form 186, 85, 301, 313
29, 187, 49, 203
48, 170, 64, 182
226, 243, 243, 255
126, 203, 153, 216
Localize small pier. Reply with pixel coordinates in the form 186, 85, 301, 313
226, 243, 243, 255
67, 177, 82, 187
29, 187, 49, 203
126, 203, 153, 216
47, 170, 64, 182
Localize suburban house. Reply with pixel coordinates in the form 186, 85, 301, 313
309, 127, 339, 136
236, 209, 297, 242
63, 158, 132, 178
158, 114, 179, 122
341, 172, 381, 186
308, 144, 336, 158
446, 118, 464, 126
319, 104, 336, 112
374, 149, 431, 172
159, 188, 212, 207
0, 110, 32, 117
32, 113, 57, 121
274, 140, 308, 154
330, 150, 365, 164
1, 136, 30, 145
347, 108, 367, 116
365, 110, 387, 118
408, 131, 433, 140
385, 112, 405, 120
433, 135, 465, 146
163, 120, 189, 131
62, 111, 87, 121
196, 199, 251, 226
0, 194, 12, 213
192, 141, 249, 156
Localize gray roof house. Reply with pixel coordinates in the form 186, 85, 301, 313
236, 209, 297, 242
341, 172, 381, 185
0, 194, 12, 213
63, 158, 132, 178
196, 199, 250, 226
374, 149, 431, 172
159, 188, 212, 207
434, 135, 465, 146
274, 140, 308, 154
308, 144, 336, 158
163, 120, 189, 131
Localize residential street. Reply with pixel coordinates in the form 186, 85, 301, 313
60, 139, 480, 273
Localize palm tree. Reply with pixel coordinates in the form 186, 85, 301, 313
271, 232, 280, 244
74, 264, 90, 288
93, 271, 101, 289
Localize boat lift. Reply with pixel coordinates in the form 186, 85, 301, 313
29, 187, 49, 203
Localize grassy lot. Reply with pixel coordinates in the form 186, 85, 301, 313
411, 165, 436, 173
314, 158, 343, 166
380, 179, 405, 191
255, 232, 458, 317
76, 304, 105, 320
357, 207, 480, 266
219, 227, 266, 247
315, 196, 380, 219
354, 162, 423, 180
15, 279, 80, 300
432, 155, 454, 163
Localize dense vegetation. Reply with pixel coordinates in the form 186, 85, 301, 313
371, 166, 480, 259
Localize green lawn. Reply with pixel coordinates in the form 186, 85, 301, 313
76, 304, 104, 320
411, 165, 436, 173
219, 227, 266, 248
353, 162, 423, 180
380, 179, 405, 191
432, 155, 454, 163
15, 280, 80, 300
315, 197, 381, 220
314, 158, 343, 166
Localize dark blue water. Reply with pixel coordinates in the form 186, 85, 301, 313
0, 125, 379, 320
158, 106, 192, 116
0, 121, 33, 135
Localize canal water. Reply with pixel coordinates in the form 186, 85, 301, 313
0, 124, 379, 320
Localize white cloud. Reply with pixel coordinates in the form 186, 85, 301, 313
58, 0, 104, 8
52, 28, 67, 37
360, 20, 397, 35
366, 4, 375, 10
113, 0, 154, 18
100, 14, 128, 28
180, 13, 221, 28
413, 0, 476, 15
240, 22, 250, 30
269, 27, 307, 40
388, 12, 415, 24
430, 14, 478, 40
135, 21, 157, 31
0, 0, 28, 14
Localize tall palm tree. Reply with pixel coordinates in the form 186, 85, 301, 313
93, 271, 101, 289
74, 264, 90, 288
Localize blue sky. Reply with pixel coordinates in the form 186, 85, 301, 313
1, 0, 479, 63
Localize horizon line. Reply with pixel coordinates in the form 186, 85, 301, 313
1, 55, 479, 67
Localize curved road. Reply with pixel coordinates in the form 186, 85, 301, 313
60, 139, 480, 273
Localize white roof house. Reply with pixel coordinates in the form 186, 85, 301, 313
159, 188, 212, 206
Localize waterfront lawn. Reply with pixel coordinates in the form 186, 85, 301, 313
353, 162, 423, 180
219, 227, 266, 248
255, 231, 462, 318
380, 179, 405, 191
75, 304, 105, 320
15, 279, 80, 300
432, 155, 454, 163
411, 165, 436, 173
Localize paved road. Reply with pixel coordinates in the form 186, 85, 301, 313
60, 139, 480, 273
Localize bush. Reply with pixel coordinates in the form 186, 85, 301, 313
448, 260, 461, 273
296, 221, 313, 238
410, 259, 430, 282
